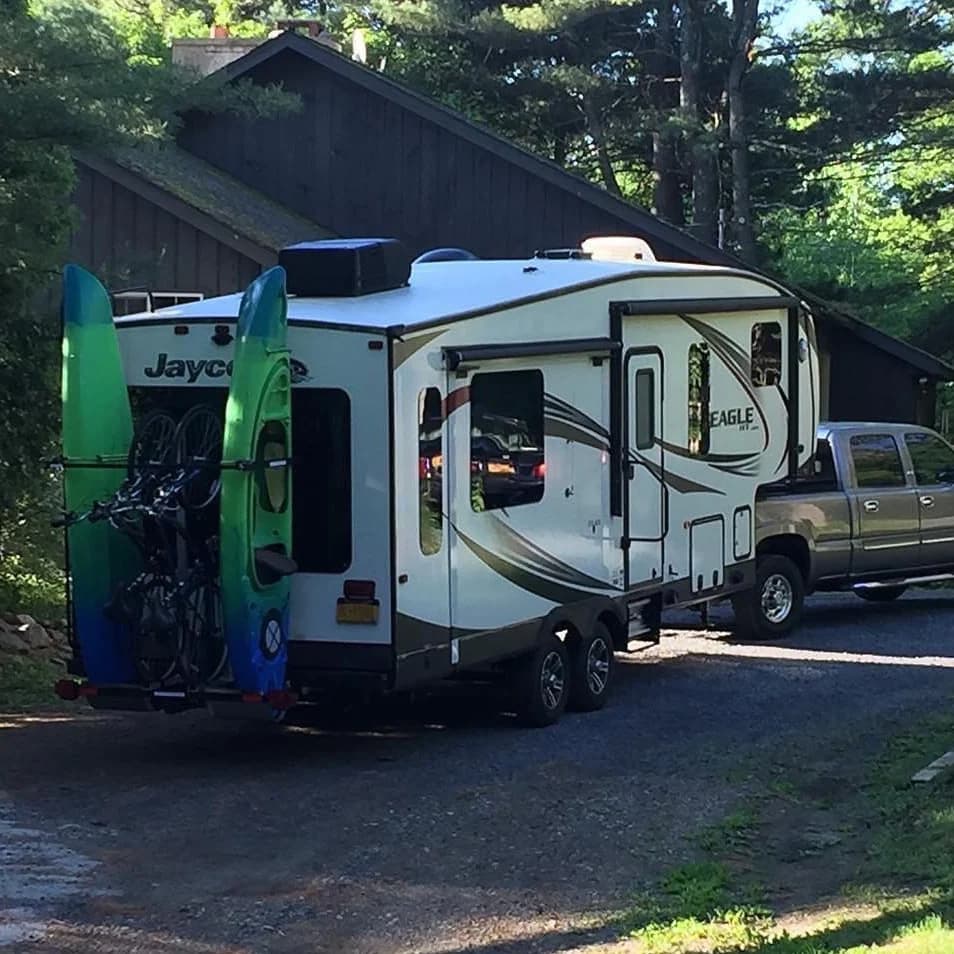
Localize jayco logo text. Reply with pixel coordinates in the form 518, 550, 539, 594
144, 353, 310, 384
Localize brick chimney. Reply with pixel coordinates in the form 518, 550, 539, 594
210, 24, 230, 38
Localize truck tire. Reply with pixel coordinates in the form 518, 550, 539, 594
569, 621, 615, 712
732, 554, 805, 640
857, 586, 907, 602
512, 633, 570, 727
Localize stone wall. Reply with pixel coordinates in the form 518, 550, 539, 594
0, 614, 70, 662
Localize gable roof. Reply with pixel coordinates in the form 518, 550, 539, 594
204, 31, 952, 381
78, 144, 333, 265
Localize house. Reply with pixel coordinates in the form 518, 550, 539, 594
67, 28, 952, 426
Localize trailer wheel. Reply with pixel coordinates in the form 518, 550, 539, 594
856, 586, 907, 602
732, 554, 804, 640
569, 621, 615, 712
513, 633, 570, 727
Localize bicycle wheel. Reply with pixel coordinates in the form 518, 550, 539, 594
128, 410, 178, 481
175, 405, 223, 511
131, 574, 182, 685
180, 576, 228, 686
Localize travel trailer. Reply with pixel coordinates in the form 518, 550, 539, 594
55, 238, 819, 726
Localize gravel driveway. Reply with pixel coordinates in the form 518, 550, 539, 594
2, 591, 954, 954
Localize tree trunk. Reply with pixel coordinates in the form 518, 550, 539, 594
583, 95, 622, 196
680, 0, 718, 245
728, 0, 759, 262
652, 0, 684, 225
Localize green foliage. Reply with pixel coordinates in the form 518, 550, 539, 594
624, 710, 954, 953
0, 655, 65, 710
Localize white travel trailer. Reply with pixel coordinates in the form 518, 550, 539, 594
111, 239, 819, 725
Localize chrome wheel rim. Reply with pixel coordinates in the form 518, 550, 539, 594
586, 637, 611, 695
761, 573, 793, 624
540, 650, 565, 711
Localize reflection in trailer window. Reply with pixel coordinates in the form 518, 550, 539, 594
751, 322, 782, 387
291, 388, 352, 572
418, 388, 443, 555
687, 343, 710, 456
470, 370, 545, 511
850, 433, 905, 488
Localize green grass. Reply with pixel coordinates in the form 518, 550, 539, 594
0, 654, 64, 710
624, 711, 954, 954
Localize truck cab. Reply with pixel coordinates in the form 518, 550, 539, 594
737, 422, 954, 638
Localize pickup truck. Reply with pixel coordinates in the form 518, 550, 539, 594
734, 421, 954, 638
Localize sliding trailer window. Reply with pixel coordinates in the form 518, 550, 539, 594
751, 322, 782, 387
470, 369, 545, 511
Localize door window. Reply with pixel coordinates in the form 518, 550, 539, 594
850, 434, 906, 488
634, 369, 655, 450
470, 370, 545, 511
904, 432, 954, 486
418, 388, 443, 555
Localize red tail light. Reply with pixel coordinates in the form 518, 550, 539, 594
344, 579, 376, 601
264, 689, 298, 710
241, 692, 263, 704
54, 679, 79, 701
533, 462, 547, 478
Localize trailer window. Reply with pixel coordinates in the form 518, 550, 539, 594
419, 388, 443, 555
292, 388, 352, 572
687, 343, 710, 456
751, 322, 782, 387
635, 369, 655, 450
904, 432, 954, 485
470, 370, 545, 511
850, 433, 905, 488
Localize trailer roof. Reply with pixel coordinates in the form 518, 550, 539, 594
116, 258, 791, 333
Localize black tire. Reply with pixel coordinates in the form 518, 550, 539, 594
856, 586, 907, 602
128, 410, 178, 480
569, 621, 615, 712
512, 634, 570, 728
732, 554, 805, 640
175, 404, 223, 511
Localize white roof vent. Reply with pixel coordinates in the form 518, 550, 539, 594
581, 236, 656, 263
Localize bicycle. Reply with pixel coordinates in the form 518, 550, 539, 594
57, 404, 227, 689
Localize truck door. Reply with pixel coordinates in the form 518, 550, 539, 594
902, 430, 954, 568
845, 432, 920, 575
624, 351, 665, 588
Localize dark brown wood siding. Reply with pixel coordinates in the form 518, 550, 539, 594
821, 324, 935, 426
69, 164, 263, 298
178, 49, 689, 260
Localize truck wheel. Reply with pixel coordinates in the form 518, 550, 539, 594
513, 633, 570, 727
569, 622, 615, 712
732, 554, 804, 640
857, 586, 907, 602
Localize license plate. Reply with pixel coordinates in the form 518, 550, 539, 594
336, 600, 379, 624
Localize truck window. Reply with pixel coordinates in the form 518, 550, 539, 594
904, 432, 954, 485
688, 343, 710, 456
849, 434, 906, 488
751, 322, 782, 387
470, 370, 545, 511
418, 388, 443, 555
